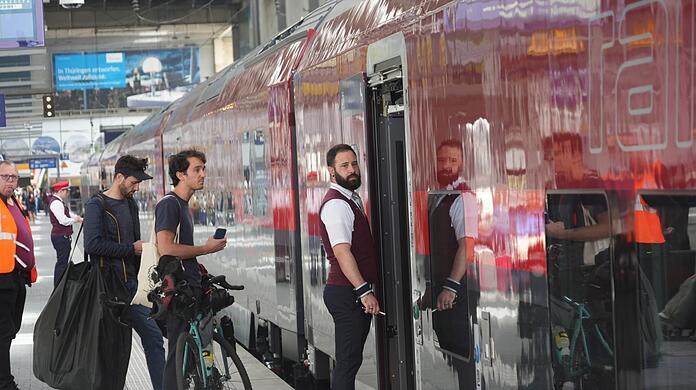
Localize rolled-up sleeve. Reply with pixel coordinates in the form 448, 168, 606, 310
320, 199, 355, 247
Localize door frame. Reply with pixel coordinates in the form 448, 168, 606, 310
365, 32, 419, 390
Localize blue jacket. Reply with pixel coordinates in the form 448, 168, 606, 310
83, 193, 141, 283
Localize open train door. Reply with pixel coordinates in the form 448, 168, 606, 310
366, 33, 417, 390
366, 33, 479, 390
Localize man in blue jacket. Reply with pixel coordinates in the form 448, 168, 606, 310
83, 155, 165, 390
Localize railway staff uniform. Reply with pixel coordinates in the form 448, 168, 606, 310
320, 144, 380, 390
0, 162, 36, 390
48, 181, 81, 287
430, 185, 477, 357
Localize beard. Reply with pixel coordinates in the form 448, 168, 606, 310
437, 170, 459, 187
119, 183, 135, 199
336, 172, 361, 191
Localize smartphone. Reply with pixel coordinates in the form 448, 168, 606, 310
214, 228, 227, 239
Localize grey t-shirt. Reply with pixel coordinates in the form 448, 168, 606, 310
155, 192, 200, 287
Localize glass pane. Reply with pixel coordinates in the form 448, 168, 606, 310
427, 191, 473, 361
251, 129, 267, 217
546, 192, 615, 389
637, 194, 696, 388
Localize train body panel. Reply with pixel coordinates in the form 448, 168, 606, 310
82, 1, 696, 389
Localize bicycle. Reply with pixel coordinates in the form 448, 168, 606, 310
551, 295, 614, 390
175, 274, 252, 390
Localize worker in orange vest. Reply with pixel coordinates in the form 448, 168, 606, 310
0, 160, 37, 390
633, 172, 665, 245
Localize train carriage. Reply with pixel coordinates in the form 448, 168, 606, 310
82, 1, 696, 389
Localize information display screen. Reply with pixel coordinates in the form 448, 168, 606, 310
53, 48, 200, 109
0, 0, 45, 49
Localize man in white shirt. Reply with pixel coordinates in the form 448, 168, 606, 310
48, 181, 82, 287
433, 140, 477, 311
428, 140, 478, 387
319, 144, 380, 390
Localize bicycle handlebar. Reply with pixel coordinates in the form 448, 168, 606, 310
209, 275, 244, 291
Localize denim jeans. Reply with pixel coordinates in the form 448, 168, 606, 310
125, 279, 165, 390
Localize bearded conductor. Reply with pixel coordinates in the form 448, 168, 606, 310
319, 144, 380, 390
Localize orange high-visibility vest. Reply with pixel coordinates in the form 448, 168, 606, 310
633, 171, 666, 244
634, 194, 665, 244
0, 196, 35, 281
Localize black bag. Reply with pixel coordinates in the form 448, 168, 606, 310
33, 228, 132, 390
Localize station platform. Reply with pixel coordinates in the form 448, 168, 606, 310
10, 214, 292, 390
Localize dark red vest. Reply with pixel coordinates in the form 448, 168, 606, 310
49, 197, 73, 236
319, 188, 379, 286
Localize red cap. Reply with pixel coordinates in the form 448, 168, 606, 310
51, 181, 70, 191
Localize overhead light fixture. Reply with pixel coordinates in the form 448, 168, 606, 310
138, 30, 170, 37
133, 37, 165, 44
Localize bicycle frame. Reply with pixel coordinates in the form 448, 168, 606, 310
181, 313, 233, 389
560, 298, 614, 382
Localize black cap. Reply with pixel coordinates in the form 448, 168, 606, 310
114, 155, 153, 181
116, 167, 153, 181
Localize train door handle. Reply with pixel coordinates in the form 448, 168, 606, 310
413, 290, 423, 345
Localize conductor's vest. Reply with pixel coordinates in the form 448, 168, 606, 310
0, 196, 29, 274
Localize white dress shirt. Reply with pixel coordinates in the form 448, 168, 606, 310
49, 194, 78, 226
449, 192, 478, 240
320, 183, 364, 248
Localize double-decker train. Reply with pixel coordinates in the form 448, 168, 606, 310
82, 0, 696, 389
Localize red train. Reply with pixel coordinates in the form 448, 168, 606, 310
82, 0, 696, 389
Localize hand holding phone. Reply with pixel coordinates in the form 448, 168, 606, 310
214, 228, 227, 239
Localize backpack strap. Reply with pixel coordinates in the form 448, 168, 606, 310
152, 194, 180, 245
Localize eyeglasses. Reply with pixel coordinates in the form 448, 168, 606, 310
0, 174, 19, 182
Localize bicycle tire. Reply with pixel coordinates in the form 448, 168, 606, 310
176, 333, 205, 390
211, 333, 253, 390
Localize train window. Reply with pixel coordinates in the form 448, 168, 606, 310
241, 129, 268, 217
545, 192, 615, 389
634, 193, 696, 388
427, 191, 474, 361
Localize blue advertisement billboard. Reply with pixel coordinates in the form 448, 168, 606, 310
0, 0, 45, 49
53, 48, 200, 109
54, 52, 126, 91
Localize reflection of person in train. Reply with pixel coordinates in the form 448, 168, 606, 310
543, 134, 619, 388
429, 139, 477, 361
543, 133, 611, 300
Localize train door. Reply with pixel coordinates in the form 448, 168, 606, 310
366, 34, 416, 390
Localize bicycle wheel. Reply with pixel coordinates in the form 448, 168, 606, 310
176, 333, 205, 390
209, 333, 252, 390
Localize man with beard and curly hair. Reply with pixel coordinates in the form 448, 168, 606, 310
319, 144, 380, 390
83, 155, 165, 390
427, 139, 478, 386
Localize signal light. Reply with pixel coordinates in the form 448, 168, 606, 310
43, 95, 55, 118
